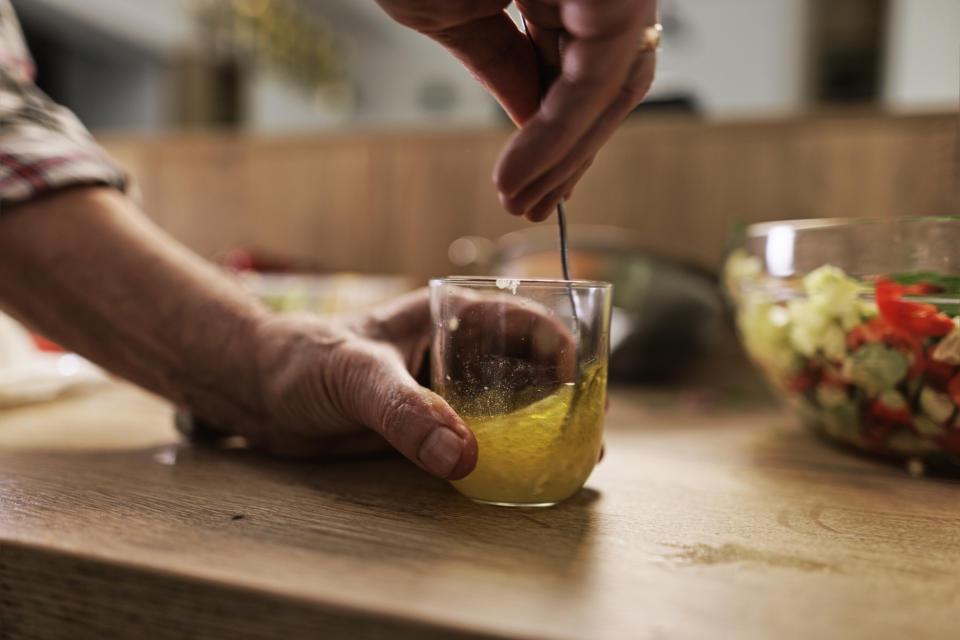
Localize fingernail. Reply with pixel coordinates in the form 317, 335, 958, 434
498, 191, 524, 216
418, 428, 464, 478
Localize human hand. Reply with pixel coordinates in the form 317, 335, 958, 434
374, 0, 659, 221
182, 289, 575, 480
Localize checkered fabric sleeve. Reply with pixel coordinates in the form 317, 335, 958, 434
0, 0, 128, 208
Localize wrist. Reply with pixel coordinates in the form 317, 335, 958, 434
171, 303, 275, 434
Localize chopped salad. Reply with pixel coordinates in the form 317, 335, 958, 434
726, 251, 960, 461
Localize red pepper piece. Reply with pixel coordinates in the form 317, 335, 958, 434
875, 279, 955, 338
785, 370, 818, 392
847, 316, 888, 351
901, 283, 945, 296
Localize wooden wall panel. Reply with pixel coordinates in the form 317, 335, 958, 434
100, 112, 959, 281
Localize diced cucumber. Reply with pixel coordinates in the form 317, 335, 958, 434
820, 401, 863, 441
887, 431, 942, 455
842, 343, 909, 396
739, 300, 798, 373
913, 416, 946, 437
878, 389, 907, 410
919, 387, 956, 424
816, 385, 848, 409
932, 327, 960, 365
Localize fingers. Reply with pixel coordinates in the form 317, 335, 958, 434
513, 155, 594, 222
495, 38, 635, 198
495, 0, 659, 219
501, 49, 655, 220
362, 289, 431, 373
428, 12, 542, 127
345, 342, 478, 480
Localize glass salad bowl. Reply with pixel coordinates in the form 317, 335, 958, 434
725, 218, 960, 474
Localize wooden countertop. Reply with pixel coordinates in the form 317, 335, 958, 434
2, 378, 960, 639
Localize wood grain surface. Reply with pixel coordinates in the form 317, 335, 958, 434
2, 377, 960, 639
101, 111, 960, 282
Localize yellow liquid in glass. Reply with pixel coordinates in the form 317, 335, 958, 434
451, 365, 607, 506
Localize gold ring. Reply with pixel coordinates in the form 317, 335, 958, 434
638, 24, 662, 53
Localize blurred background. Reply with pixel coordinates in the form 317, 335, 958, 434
13, 0, 959, 131
11, 0, 957, 275
6, 0, 958, 381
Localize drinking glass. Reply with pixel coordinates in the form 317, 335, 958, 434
430, 277, 612, 507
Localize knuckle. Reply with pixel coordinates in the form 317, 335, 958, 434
500, 193, 529, 216
378, 391, 416, 443
542, 110, 578, 144
494, 163, 524, 199
626, 59, 656, 104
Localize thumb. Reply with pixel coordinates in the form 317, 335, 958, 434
348, 344, 478, 480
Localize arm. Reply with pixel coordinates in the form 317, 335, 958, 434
0, 187, 478, 479
0, 187, 268, 423
0, 2, 476, 478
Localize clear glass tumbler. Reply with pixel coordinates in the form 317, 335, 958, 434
430, 277, 612, 507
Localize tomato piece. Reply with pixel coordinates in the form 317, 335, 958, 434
900, 334, 925, 379
820, 367, 848, 389
875, 279, 955, 338
785, 370, 818, 392
924, 346, 957, 388
862, 413, 898, 443
936, 429, 960, 454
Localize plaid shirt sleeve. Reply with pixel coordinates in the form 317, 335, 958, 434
0, 0, 128, 208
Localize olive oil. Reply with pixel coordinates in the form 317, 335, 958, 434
451, 364, 607, 506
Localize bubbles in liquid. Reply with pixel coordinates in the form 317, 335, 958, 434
451, 364, 606, 506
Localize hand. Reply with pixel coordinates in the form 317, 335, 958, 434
239, 290, 476, 480
190, 289, 575, 480
375, 0, 659, 221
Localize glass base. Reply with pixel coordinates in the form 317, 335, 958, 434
467, 497, 560, 508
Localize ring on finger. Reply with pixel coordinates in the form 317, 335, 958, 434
638, 24, 663, 53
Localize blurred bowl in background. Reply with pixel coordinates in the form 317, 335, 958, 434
238, 272, 414, 314
217, 245, 414, 314
449, 225, 726, 382
726, 217, 960, 474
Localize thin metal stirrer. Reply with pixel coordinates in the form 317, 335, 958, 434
556, 200, 572, 281
520, 15, 582, 392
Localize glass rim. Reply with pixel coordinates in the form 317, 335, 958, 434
430, 276, 612, 290
745, 216, 960, 237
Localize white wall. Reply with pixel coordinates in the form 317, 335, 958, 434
15, 0, 190, 56
296, 0, 500, 130
650, 0, 810, 117
884, 0, 960, 111
12, 0, 181, 131
11, 0, 957, 132
59, 53, 169, 132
